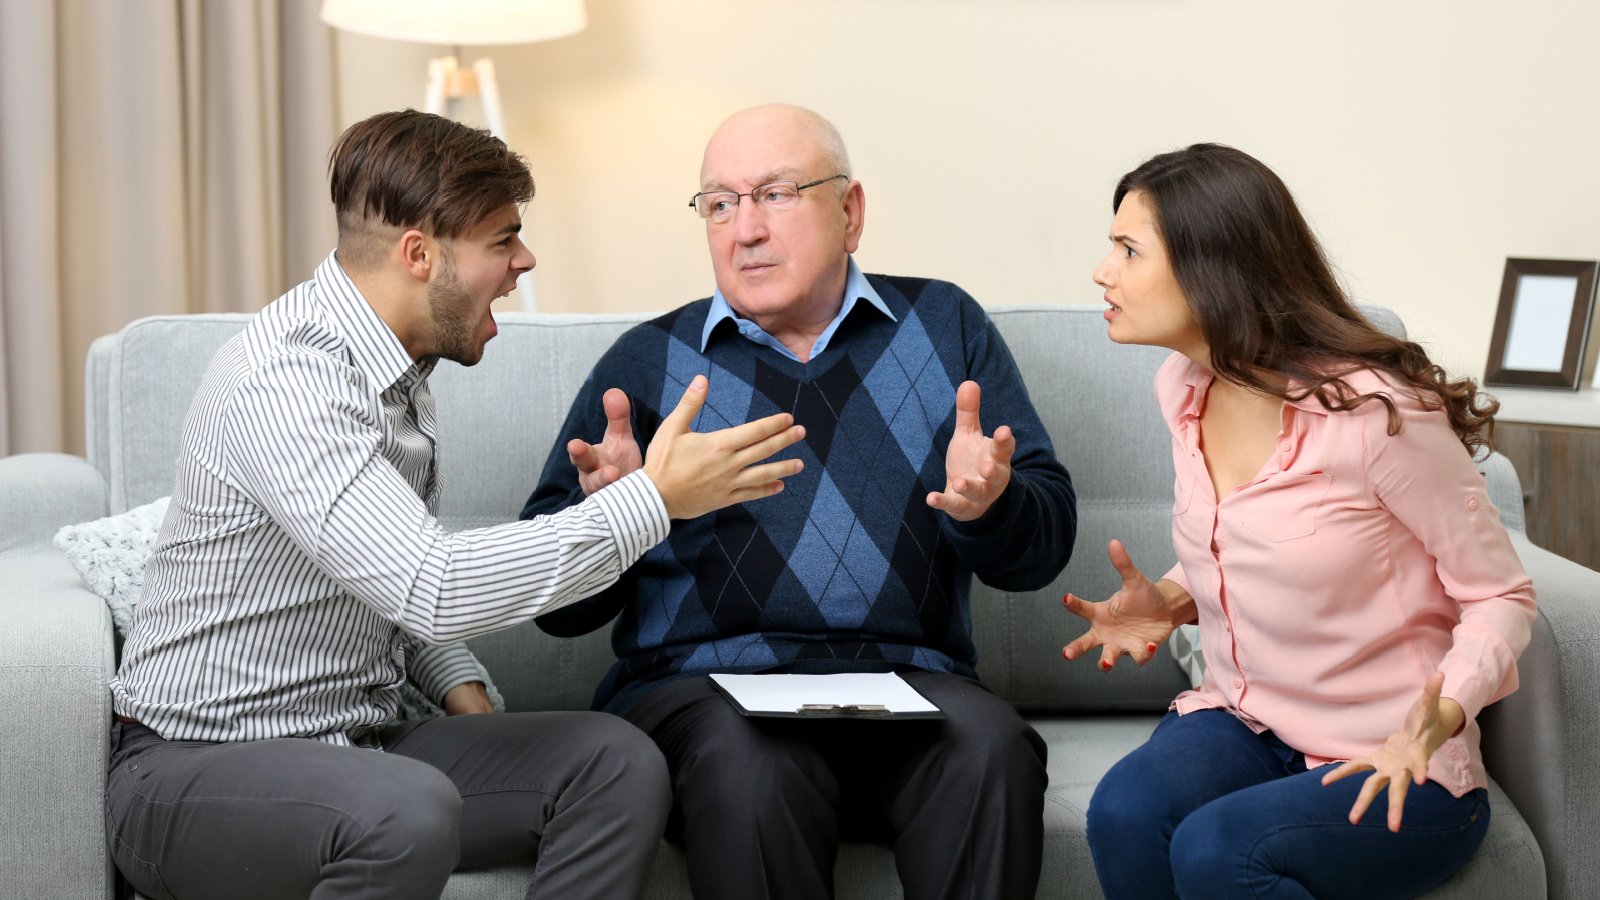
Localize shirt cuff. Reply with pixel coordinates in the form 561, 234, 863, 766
1437, 627, 1522, 728
409, 641, 485, 703
589, 469, 672, 566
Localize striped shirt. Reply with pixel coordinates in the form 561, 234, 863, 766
110, 251, 669, 747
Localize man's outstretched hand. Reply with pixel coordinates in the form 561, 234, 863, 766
926, 381, 1015, 522
644, 375, 807, 520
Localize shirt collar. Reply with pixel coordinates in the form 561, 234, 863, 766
314, 251, 434, 392
699, 256, 896, 358
1178, 358, 1333, 419
1177, 361, 1212, 422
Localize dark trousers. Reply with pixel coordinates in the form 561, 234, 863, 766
624, 671, 1048, 900
1087, 709, 1491, 899
105, 712, 671, 900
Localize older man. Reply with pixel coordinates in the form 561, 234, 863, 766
521, 104, 1077, 899
106, 110, 805, 900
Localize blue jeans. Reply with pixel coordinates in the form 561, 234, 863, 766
1087, 710, 1489, 899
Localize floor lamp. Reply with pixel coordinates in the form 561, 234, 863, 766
319, 0, 588, 312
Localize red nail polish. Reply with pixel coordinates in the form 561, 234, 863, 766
1100, 660, 1113, 670
1147, 642, 1159, 654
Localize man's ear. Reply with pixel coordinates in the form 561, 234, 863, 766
399, 229, 434, 281
842, 181, 866, 255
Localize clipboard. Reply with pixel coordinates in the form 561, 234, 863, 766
708, 672, 946, 719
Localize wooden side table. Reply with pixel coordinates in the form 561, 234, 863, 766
1489, 387, 1600, 569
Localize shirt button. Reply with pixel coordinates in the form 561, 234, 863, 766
1278, 441, 1291, 453
1232, 678, 1243, 690
1466, 497, 1480, 510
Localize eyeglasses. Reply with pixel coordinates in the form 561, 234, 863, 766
688, 174, 849, 223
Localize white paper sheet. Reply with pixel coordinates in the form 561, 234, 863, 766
708, 672, 942, 717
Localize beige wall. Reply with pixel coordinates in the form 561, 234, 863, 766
335, 0, 1600, 378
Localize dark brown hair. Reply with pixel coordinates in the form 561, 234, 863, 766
1115, 143, 1496, 455
329, 109, 533, 266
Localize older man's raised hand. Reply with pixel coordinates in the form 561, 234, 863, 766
568, 387, 644, 495
926, 380, 1015, 522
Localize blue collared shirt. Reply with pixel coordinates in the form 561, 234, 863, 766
700, 257, 897, 361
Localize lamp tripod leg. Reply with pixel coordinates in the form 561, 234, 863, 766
474, 58, 537, 313
419, 55, 538, 313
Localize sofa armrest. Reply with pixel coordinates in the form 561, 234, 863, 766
1476, 450, 1526, 534
0, 453, 107, 554
0, 453, 116, 898
0, 546, 116, 899
1480, 536, 1600, 900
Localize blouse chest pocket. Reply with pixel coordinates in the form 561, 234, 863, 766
1237, 472, 1332, 542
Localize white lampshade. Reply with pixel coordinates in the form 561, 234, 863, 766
320, 0, 586, 46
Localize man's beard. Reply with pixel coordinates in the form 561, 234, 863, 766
426, 255, 485, 366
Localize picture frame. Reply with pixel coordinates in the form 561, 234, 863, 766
1484, 257, 1598, 390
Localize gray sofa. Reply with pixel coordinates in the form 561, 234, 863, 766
3, 306, 1597, 900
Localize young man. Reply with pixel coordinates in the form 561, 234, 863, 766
522, 104, 1078, 900
106, 109, 805, 900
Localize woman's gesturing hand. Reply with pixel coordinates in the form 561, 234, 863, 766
1061, 539, 1191, 671
1320, 672, 1465, 832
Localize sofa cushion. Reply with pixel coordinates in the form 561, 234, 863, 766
969, 309, 1192, 712
92, 316, 254, 513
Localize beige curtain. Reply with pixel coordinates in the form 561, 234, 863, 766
0, 0, 339, 456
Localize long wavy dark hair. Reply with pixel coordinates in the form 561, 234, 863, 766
1115, 143, 1496, 455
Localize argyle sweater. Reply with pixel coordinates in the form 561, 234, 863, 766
521, 275, 1077, 714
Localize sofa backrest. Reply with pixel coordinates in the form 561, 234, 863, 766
86, 305, 1403, 714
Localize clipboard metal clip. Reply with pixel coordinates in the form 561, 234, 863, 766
796, 703, 892, 716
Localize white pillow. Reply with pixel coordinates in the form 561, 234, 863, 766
53, 497, 504, 717
1169, 623, 1206, 689
53, 496, 169, 634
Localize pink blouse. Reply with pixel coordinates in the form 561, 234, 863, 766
1156, 353, 1535, 796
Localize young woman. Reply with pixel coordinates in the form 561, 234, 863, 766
1063, 144, 1535, 899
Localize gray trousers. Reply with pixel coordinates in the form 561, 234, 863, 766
106, 712, 671, 900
